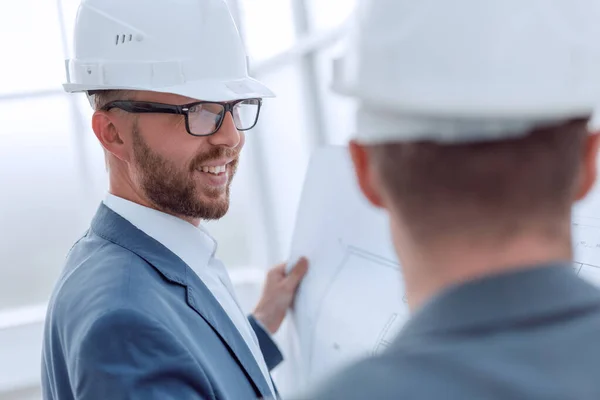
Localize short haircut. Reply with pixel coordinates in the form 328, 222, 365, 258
88, 90, 134, 111
368, 118, 589, 242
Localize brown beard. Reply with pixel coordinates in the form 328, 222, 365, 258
132, 125, 239, 220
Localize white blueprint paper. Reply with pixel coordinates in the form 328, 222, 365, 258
286, 146, 408, 388
572, 177, 600, 284
287, 145, 600, 388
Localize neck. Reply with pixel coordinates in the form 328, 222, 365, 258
396, 225, 572, 312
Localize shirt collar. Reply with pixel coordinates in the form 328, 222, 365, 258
103, 193, 216, 271
398, 262, 600, 341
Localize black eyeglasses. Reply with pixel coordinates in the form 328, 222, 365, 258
102, 98, 262, 136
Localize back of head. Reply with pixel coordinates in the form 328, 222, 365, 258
369, 119, 589, 242
335, 0, 600, 243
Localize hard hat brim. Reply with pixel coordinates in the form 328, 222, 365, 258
333, 81, 596, 121
63, 77, 276, 102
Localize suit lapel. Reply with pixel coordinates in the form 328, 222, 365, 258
185, 271, 273, 398
91, 203, 273, 399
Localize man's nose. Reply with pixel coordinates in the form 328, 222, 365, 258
208, 112, 241, 148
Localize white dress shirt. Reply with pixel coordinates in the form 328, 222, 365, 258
104, 194, 276, 397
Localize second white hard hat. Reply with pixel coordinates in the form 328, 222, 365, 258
334, 0, 600, 143
64, 0, 274, 102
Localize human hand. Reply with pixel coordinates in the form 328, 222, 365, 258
252, 258, 309, 334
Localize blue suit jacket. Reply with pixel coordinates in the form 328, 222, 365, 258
42, 204, 282, 400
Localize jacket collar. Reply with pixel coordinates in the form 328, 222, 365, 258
398, 263, 600, 342
91, 203, 273, 399
103, 193, 216, 272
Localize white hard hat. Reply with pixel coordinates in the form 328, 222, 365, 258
334, 0, 600, 144
64, 0, 274, 102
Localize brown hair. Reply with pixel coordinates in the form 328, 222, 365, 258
88, 90, 134, 111
368, 118, 589, 242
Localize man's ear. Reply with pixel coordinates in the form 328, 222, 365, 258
575, 131, 600, 201
349, 140, 385, 208
91, 111, 129, 163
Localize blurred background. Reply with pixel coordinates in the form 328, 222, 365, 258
0, 0, 358, 398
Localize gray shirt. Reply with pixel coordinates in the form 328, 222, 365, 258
299, 263, 600, 400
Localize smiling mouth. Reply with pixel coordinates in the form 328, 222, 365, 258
195, 158, 238, 176
198, 165, 227, 175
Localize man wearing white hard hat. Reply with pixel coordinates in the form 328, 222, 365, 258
41, 1, 307, 399
300, 0, 600, 399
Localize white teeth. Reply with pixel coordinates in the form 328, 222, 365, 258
200, 165, 227, 174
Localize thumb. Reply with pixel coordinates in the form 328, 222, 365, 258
286, 257, 309, 287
